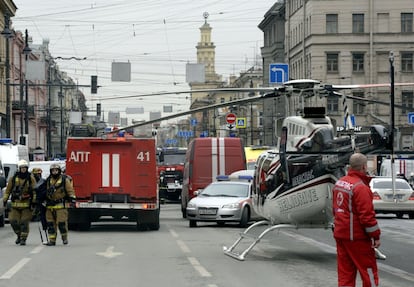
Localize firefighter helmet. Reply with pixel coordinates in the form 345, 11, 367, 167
18, 159, 29, 168
50, 163, 61, 171
32, 167, 42, 174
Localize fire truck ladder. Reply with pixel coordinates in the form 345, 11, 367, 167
223, 220, 296, 261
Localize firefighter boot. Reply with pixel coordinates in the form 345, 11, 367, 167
20, 238, 26, 246
46, 241, 56, 246
15, 235, 21, 245
62, 234, 68, 245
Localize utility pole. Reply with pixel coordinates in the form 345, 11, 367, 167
59, 85, 64, 155
1, 14, 12, 138
47, 61, 52, 158
389, 51, 396, 196
23, 29, 31, 136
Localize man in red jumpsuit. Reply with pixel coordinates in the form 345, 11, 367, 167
332, 153, 381, 287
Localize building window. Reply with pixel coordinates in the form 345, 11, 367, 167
327, 97, 338, 113
401, 52, 413, 72
352, 14, 364, 33
352, 91, 365, 115
401, 13, 413, 33
352, 53, 364, 72
377, 13, 389, 33
326, 14, 338, 33
402, 91, 414, 114
327, 53, 339, 72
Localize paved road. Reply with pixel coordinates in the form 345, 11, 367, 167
0, 204, 412, 287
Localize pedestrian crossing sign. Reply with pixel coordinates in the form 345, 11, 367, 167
236, 118, 246, 128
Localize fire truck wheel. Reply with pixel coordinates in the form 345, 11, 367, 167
137, 224, 147, 231
78, 221, 91, 231
148, 222, 160, 230
0, 212, 4, 227
189, 220, 197, 228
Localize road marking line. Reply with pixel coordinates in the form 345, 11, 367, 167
30, 245, 44, 254
282, 231, 336, 253
169, 229, 179, 238
188, 257, 211, 277
378, 262, 414, 283
283, 230, 414, 282
176, 240, 191, 253
0, 258, 31, 280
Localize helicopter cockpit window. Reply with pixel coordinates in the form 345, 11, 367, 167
306, 127, 334, 152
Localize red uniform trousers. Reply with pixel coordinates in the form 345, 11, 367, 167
335, 238, 378, 287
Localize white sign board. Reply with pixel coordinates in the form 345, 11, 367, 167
26, 61, 46, 81
111, 62, 131, 82
186, 63, 205, 83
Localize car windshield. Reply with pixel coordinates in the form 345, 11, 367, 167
201, 183, 249, 197
373, 180, 411, 190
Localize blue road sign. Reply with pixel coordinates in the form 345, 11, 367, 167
177, 130, 194, 138
236, 118, 246, 128
344, 114, 356, 127
269, 63, 289, 84
408, 112, 414, 124
190, 118, 198, 126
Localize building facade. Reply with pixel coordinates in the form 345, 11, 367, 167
261, 0, 414, 150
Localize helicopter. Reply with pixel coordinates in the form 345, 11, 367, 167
101, 79, 412, 260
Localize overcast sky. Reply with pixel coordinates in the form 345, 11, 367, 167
12, 0, 277, 123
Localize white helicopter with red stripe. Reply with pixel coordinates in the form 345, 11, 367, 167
102, 79, 412, 260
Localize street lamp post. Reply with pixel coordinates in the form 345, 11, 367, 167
1, 14, 13, 138
47, 61, 52, 158
59, 86, 64, 155
23, 29, 31, 137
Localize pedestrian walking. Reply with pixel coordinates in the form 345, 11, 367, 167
44, 163, 76, 246
332, 153, 381, 287
32, 167, 48, 241
2, 160, 36, 245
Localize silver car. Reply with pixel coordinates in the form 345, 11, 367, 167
186, 177, 259, 228
370, 177, 414, 219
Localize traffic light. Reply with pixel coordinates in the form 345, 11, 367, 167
96, 103, 101, 117
91, 75, 98, 94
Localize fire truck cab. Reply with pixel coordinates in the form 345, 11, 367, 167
157, 147, 187, 201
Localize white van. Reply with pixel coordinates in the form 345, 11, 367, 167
380, 158, 414, 180
0, 140, 29, 181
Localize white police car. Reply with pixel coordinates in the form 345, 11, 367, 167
186, 170, 260, 228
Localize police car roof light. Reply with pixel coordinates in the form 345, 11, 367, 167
216, 175, 253, 182
236, 175, 254, 181
216, 175, 230, 181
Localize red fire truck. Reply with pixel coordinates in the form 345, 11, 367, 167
66, 135, 159, 231
157, 147, 187, 201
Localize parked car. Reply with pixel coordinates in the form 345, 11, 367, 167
369, 176, 414, 219
186, 174, 259, 227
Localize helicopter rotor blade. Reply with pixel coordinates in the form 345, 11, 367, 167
107, 90, 283, 134
98, 87, 277, 101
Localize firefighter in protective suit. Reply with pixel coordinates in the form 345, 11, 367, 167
2, 160, 36, 245
44, 163, 76, 246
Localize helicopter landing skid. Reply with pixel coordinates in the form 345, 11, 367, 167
223, 220, 297, 261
